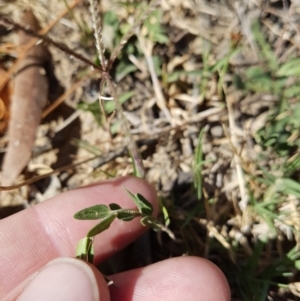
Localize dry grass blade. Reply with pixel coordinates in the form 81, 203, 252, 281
138, 35, 173, 125
1, 9, 50, 187
223, 86, 248, 211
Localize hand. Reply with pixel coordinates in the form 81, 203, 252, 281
0, 176, 230, 301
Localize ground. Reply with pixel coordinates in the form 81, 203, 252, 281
1, 0, 300, 300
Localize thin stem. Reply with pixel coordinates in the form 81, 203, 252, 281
0, 14, 103, 72
115, 209, 141, 216
105, 76, 145, 178
98, 78, 110, 135
0, 147, 127, 191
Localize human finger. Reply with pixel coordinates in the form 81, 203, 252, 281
0, 176, 158, 298
4, 257, 110, 301
109, 256, 231, 301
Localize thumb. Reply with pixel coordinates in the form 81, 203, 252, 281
9, 257, 110, 301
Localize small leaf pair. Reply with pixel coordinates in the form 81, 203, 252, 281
74, 188, 154, 238
74, 204, 117, 237
74, 189, 175, 264
125, 188, 153, 215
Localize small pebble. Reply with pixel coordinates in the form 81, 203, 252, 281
210, 125, 224, 138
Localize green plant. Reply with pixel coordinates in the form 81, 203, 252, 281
77, 90, 135, 126
70, 0, 176, 275
192, 128, 205, 200
74, 188, 167, 264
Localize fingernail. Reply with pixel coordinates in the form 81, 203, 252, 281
17, 257, 99, 301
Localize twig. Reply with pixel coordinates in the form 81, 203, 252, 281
42, 70, 97, 118
0, 147, 127, 191
54, 110, 82, 133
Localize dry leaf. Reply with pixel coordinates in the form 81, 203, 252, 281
0, 68, 11, 134
1, 9, 51, 186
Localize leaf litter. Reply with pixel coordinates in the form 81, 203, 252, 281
1, 9, 50, 188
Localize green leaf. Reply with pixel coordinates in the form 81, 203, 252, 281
153, 32, 169, 44
104, 91, 135, 113
125, 188, 153, 215
71, 138, 102, 156
75, 237, 94, 263
277, 178, 300, 198
193, 128, 205, 200
74, 205, 111, 220
283, 84, 300, 98
276, 58, 300, 77
136, 193, 153, 215
295, 260, 300, 271
252, 20, 278, 71
245, 67, 274, 93
77, 101, 102, 125
87, 213, 117, 237
109, 203, 122, 210
144, 9, 169, 44
115, 62, 138, 81
161, 200, 170, 226
103, 10, 119, 27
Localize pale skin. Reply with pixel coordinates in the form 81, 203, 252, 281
0, 176, 231, 301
